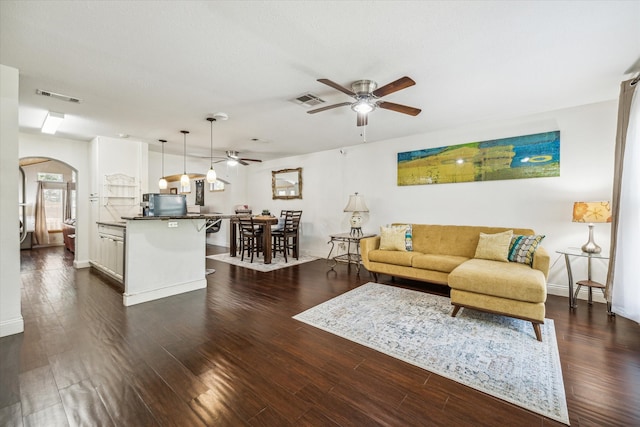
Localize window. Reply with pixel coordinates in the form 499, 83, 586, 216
38, 172, 65, 231
37, 172, 63, 182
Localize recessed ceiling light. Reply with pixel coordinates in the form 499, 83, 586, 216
118, 133, 130, 138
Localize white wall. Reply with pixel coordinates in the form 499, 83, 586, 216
13, 98, 617, 307
0, 64, 23, 337
246, 100, 617, 300
20, 133, 91, 268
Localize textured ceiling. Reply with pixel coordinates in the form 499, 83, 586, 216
1, 1, 638, 160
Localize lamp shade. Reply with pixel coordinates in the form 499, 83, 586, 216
572, 201, 612, 223
344, 193, 369, 212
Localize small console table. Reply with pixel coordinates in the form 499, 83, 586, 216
556, 248, 612, 315
327, 232, 375, 272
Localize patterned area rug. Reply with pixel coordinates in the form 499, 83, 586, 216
293, 282, 569, 425
206, 253, 318, 272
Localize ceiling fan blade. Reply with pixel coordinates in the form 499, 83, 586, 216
239, 158, 262, 163
357, 112, 368, 127
378, 101, 422, 116
238, 159, 249, 166
317, 79, 356, 96
372, 76, 416, 98
307, 102, 351, 114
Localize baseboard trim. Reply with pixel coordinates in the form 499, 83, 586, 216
547, 282, 606, 304
74, 259, 91, 269
122, 278, 207, 307
0, 316, 24, 337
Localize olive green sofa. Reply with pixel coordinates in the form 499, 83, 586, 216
360, 224, 550, 341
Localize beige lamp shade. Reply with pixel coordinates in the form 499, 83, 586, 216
572, 201, 612, 223
572, 201, 611, 254
344, 193, 369, 213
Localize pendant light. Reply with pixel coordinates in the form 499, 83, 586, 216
206, 117, 217, 183
158, 139, 168, 190
180, 130, 191, 193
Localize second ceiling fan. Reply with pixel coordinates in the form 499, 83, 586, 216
307, 76, 421, 126
214, 150, 262, 166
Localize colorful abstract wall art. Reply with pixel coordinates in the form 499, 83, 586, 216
397, 131, 560, 186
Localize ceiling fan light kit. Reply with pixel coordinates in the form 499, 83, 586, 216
307, 76, 421, 127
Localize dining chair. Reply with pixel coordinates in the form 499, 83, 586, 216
272, 210, 302, 262
238, 216, 261, 262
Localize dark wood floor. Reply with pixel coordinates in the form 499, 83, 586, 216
1, 246, 639, 426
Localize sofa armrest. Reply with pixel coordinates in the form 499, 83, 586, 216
360, 236, 380, 269
532, 246, 550, 280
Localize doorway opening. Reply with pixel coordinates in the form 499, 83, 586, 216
19, 157, 78, 262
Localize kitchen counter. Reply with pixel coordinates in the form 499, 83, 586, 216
121, 217, 207, 306
121, 214, 243, 220
96, 221, 126, 227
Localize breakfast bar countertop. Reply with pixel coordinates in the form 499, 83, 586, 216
120, 214, 244, 221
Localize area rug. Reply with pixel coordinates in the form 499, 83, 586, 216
293, 282, 569, 425
206, 253, 318, 272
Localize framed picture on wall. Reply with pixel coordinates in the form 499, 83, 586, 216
195, 180, 204, 206
169, 188, 178, 194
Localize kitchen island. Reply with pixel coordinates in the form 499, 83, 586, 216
120, 214, 235, 306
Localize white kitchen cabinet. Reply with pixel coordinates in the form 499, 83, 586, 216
92, 223, 125, 284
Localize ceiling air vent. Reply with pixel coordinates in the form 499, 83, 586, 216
292, 92, 325, 107
36, 89, 82, 103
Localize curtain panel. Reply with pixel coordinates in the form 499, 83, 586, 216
606, 77, 639, 322
34, 181, 49, 245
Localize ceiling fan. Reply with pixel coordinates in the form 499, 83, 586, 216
307, 76, 421, 126
214, 150, 262, 166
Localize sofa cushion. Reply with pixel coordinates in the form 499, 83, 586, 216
411, 254, 469, 273
368, 249, 417, 267
449, 258, 546, 303
410, 224, 536, 258
474, 230, 513, 262
379, 225, 408, 251
508, 234, 545, 266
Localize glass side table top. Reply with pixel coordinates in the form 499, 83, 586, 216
556, 247, 609, 259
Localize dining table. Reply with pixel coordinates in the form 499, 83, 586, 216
229, 215, 279, 264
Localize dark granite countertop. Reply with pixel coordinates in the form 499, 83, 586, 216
120, 214, 239, 221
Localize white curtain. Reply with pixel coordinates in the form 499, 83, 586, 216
611, 82, 640, 322
34, 181, 49, 245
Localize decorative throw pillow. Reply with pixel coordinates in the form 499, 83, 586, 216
474, 230, 513, 262
379, 225, 408, 251
508, 234, 545, 266
405, 224, 413, 251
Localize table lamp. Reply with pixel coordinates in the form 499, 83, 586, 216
344, 192, 369, 236
572, 201, 612, 254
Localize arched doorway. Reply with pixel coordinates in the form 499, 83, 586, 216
19, 157, 78, 261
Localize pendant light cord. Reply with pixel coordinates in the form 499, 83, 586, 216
180, 130, 189, 174
210, 119, 214, 167
160, 140, 165, 176
207, 117, 216, 168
